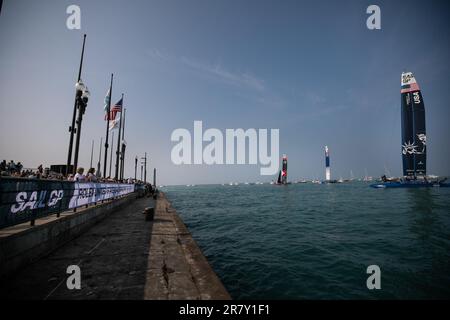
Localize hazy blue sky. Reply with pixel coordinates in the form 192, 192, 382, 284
1, 0, 449, 185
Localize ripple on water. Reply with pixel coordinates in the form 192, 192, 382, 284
165, 183, 450, 299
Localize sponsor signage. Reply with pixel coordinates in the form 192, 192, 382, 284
0, 178, 136, 229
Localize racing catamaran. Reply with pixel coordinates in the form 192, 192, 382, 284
371, 72, 449, 188
323, 146, 337, 184
274, 154, 290, 185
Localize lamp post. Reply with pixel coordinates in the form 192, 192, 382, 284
134, 156, 138, 181
66, 34, 86, 176
89, 139, 94, 169
141, 153, 147, 183
120, 143, 126, 180
103, 74, 113, 178
73, 81, 90, 173
109, 131, 114, 178
97, 137, 102, 177
114, 94, 124, 181
120, 108, 127, 181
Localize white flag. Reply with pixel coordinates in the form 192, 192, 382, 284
109, 116, 120, 131
103, 88, 111, 112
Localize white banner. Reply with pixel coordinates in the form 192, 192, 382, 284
69, 183, 135, 209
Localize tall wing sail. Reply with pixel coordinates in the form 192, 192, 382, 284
401, 72, 426, 177
277, 171, 282, 184
325, 146, 331, 181
281, 154, 287, 184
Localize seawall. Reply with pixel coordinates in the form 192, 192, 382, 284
0, 191, 230, 300
0, 194, 136, 280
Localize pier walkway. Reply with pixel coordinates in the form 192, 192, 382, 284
0, 193, 230, 300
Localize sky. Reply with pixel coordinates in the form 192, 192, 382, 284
0, 0, 449, 185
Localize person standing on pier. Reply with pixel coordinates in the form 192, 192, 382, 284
74, 167, 86, 182
87, 168, 97, 182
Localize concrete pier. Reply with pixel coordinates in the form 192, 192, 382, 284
0, 192, 230, 300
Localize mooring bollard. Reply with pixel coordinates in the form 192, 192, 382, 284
143, 207, 155, 221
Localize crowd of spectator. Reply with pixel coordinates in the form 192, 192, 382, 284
1, 160, 149, 186
1, 160, 63, 180
1, 160, 23, 175
67, 167, 138, 184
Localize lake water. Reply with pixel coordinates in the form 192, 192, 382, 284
163, 182, 450, 299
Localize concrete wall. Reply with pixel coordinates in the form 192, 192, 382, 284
0, 194, 137, 280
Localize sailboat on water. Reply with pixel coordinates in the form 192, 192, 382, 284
371, 72, 449, 188
350, 170, 355, 181
323, 146, 337, 184
363, 168, 373, 182
274, 154, 291, 185
276, 170, 282, 184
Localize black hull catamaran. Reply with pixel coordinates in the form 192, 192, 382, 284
274, 154, 290, 185
371, 72, 449, 189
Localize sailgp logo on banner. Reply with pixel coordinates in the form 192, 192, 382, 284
170, 121, 280, 175
10, 190, 64, 214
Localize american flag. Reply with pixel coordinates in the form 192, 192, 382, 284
401, 82, 420, 94
105, 98, 123, 121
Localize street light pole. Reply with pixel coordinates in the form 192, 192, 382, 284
134, 156, 138, 181
73, 85, 90, 173
115, 94, 124, 181
89, 139, 94, 169
97, 137, 102, 177
109, 131, 114, 178
66, 34, 86, 176
120, 108, 127, 180
103, 74, 113, 178
141, 154, 147, 183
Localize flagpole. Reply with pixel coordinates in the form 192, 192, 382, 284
103, 73, 113, 178
66, 34, 86, 176
109, 131, 114, 178
144, 152, 147, 183
115, 93, 124, 181
120, 108, 127, 180
89, 139, 94, 169
134, 156, 137, 181
97, 137, 102, 177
